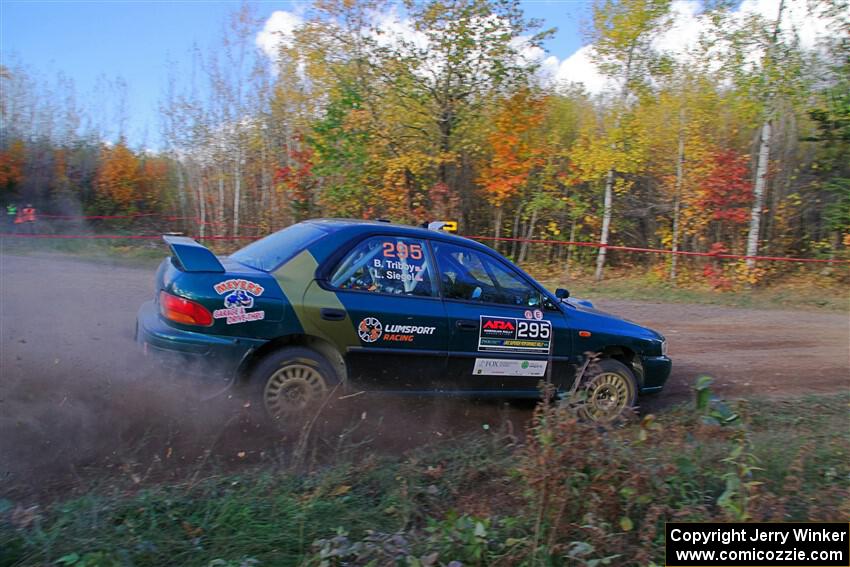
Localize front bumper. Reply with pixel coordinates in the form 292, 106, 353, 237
136, 300, 266, 376
639, 355, 672, 394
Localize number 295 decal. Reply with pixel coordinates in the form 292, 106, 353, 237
517, 320, 550, 339
382, 241, 423, 260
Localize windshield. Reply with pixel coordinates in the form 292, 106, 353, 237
230, 222, 329, 271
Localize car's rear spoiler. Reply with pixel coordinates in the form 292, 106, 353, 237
162, 235, 225, 273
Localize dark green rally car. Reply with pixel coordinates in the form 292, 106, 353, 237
137, 219, 671, 421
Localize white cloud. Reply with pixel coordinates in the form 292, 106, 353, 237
737, 0, 832, 50
256, 10, 303, 62
546, 0, 836, 95
370, 7, 429, 51
552, 45, 611, 94
254, 0, 836, 96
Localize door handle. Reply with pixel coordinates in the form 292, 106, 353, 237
456, 319, 478, 331
320, 308, 346, 321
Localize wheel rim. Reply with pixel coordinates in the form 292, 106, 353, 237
584, 371, 631, 422
263, 363, 327, 418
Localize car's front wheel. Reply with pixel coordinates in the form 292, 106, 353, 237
579, 358, 638, 423
250, 347, 337, 421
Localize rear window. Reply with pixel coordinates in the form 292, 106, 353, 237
230, 223, 329, 271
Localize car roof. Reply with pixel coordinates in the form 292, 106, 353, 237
304, 218, 497, 253
300, 218, 555, 299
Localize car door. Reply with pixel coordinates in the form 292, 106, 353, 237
432, 240, 575, 394
322, 234, 448, 390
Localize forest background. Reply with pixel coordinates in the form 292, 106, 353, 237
2, 0, 848, 286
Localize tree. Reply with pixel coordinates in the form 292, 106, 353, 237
478, 90, 547, 247
0, 139, 25, 194
94, 141, 140, 211
586, 0, 672, 280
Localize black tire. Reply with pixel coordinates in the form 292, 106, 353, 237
249, 346, 338, 421
578, 358, 638, 423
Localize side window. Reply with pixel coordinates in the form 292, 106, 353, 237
330, 236, 436, 297
432, 242, 542, 307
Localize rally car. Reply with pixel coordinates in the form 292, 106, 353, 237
136, 219, 671, 421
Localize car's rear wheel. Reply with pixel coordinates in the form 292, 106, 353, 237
579, 358, 637, 423
250, 347, 337, 421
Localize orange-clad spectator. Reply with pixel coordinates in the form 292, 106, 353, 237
19, 204, 37, 233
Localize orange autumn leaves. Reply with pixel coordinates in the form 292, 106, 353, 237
479, 92, 548, 209
94, 141, 169, 211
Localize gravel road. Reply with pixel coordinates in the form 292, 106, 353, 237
2, 252, 848, 501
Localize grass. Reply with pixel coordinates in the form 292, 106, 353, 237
2, 392, 848, 567
535, 269, 850, 312
0, 237, 167, 269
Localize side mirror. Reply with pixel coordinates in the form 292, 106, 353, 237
471, 286, 482, 300
555, 288, 570, 300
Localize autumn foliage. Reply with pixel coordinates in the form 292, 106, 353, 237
697, 150, 753, 224
1, 0, 847, 283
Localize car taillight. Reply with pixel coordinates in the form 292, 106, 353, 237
159, 291, 213, 326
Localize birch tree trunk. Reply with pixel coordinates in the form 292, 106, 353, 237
510, 205, 522, 260
565, 219, 577, 277
217, 172, 225, 236
232, 158, 241, 237
594, 170, 615, 281
746, 120, 772, 269
493, 207, 503, 253
175, 161, 187, 232
746, 0, 785, 270
197, 174, 207, 240
518, 208, 538, 264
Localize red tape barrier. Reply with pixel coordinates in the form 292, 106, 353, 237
2, 230, 848, 265
465, 235, 850, 265
0, 233, 258, 241
37, 212, 265, 230
38, 213, 160, 220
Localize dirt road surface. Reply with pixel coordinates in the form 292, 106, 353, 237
2, 253, 848, 501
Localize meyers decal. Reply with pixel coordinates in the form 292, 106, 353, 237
213, 279, 265, 324
473, 358, 548, 377
358, 317, 437, 344
214, 279, 265, 297
479, 315, 551, 354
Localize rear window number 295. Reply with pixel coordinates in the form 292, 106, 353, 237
517, 320, 550, 339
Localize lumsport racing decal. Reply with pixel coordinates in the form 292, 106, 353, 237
358, 317, 383, 343
478, 315, 551, 354
473, 358, 548, 377
213, 279, 266, 325
357, 317, 436, 344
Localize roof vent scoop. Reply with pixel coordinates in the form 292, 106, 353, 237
427, 221, 448, 232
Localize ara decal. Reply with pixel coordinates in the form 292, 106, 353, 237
479, 315, 551, 354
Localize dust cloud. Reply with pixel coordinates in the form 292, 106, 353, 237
0, 253, 524, 504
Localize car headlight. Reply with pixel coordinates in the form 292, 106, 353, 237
661, 339, 668, 356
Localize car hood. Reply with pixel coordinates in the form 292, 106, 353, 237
562, 299, 663, 341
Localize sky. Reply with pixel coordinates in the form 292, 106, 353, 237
0, 1, 588, 148
0, 0, 835, 149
